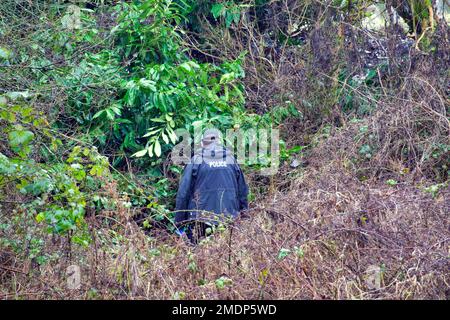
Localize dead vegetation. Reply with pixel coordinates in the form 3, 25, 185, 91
1, 152, 448, 299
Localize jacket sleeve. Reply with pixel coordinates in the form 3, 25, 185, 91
236, 165, 249, 211
175, 163, 196, 223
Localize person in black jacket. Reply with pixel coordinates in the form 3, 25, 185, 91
174, 128, 248, 243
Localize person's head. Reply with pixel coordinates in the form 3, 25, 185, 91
201, 128, 221, 147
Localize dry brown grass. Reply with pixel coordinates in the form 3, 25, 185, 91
307, 69, 449, 182
1, 149, 448, 299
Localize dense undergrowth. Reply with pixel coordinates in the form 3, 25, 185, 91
0, 0, 449, 299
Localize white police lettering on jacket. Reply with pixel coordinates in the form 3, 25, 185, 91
208, 161, 227, 168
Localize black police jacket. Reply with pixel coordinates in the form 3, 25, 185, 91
174, 143, 248, 225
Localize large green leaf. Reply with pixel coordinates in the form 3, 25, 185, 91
211, 4, 225, 19
5, 91, 32, 100
0, 47, 11, 59
154, 140, 162, 157
0, 153, 16, 174
8, 130, 34, 148
132, 149, 148, 158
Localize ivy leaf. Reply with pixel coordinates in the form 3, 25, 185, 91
5, 91, 32, 100
89, 164, 105, 176
211, 4, 225, 19
73, 169, 86, 181
225, 12, 234, 28
0, 96, 7, 106
277, 248, 291, 260
215, 276, 232, 289
24, 178, 54, 195
8, 130, 34, 148
233, 11, 241, 24
0, 153, 16, 174
36, 212, 45, 223
0, 46, 11, 60
0, 110, 16, 123
386, 179, 398, 186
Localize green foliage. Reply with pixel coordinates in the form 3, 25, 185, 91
8, 128, 35, 156
50, 1, 247, 166
279, 141, 305, 162
137, 112, 178, 158
333, 0, 349, 10
0, 1, 250, 236
0, 46, 11, 60
277, 248, 291, 260
1, 144, 110, 238
215, 276, 232, 289
0, 95, 111, 240
185, 0, 249, 29
386, 179, 398, 186
422, 182, 448, 198
211, 2, 248, 28
337, 66, 382, 116
294, 245, 305, 259
359, 144, 372, 159
409, 0, 433, 31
